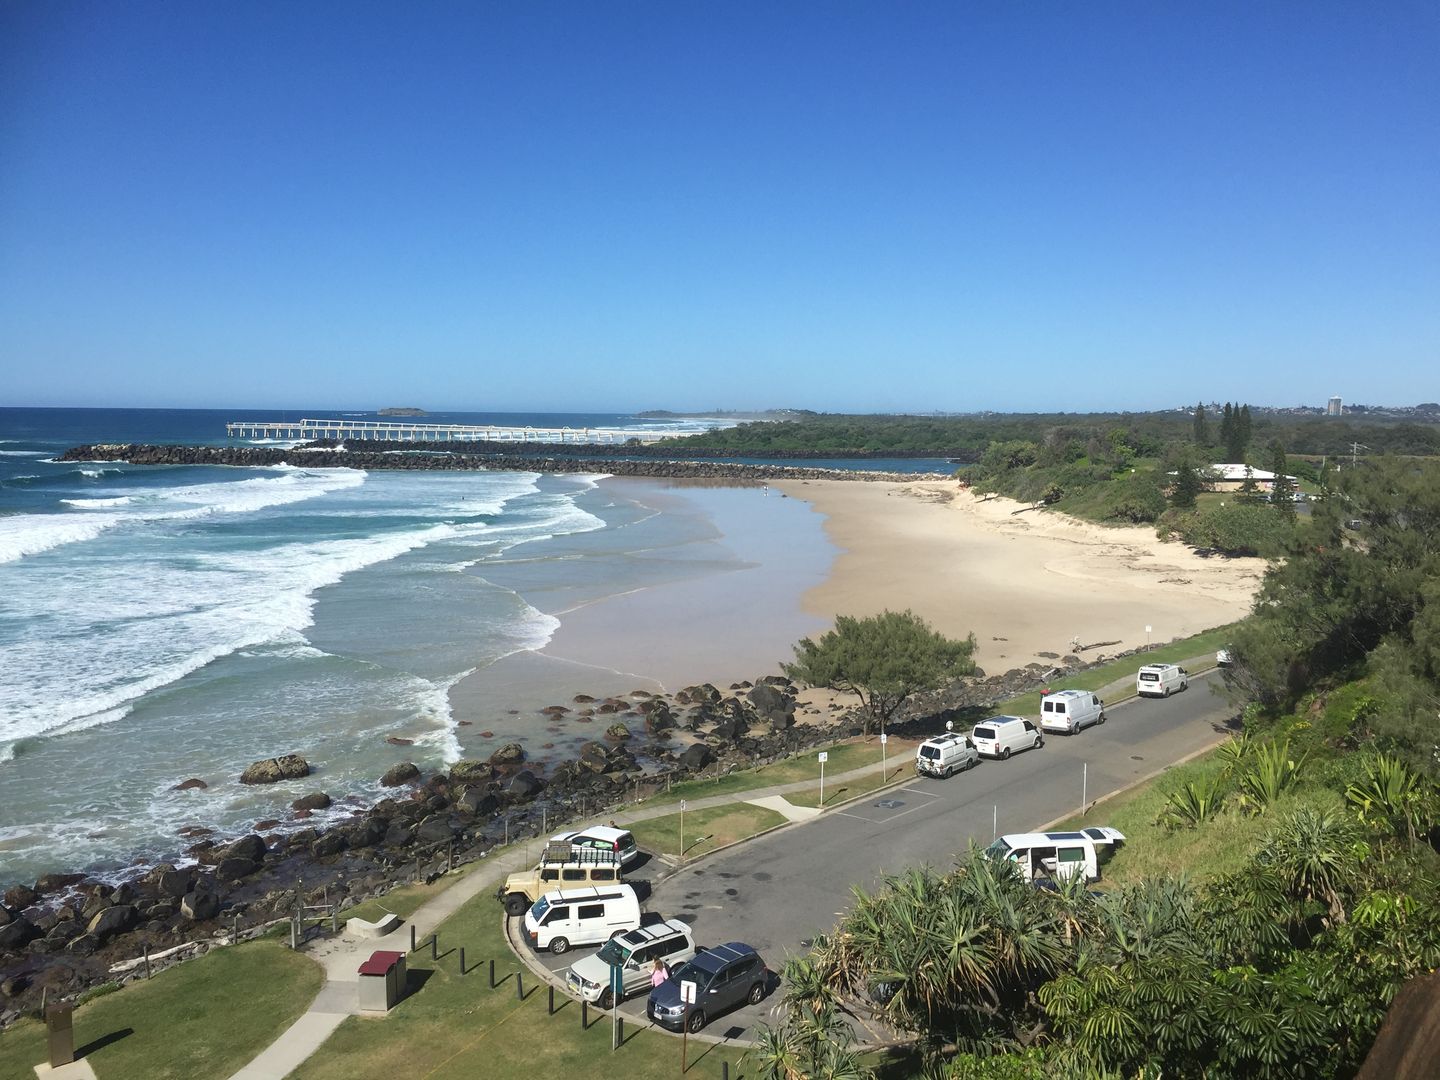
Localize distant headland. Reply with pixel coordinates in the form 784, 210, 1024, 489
377, 407, 427, 417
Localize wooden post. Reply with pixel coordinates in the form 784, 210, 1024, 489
515, 971, 524, 1000
489, 958, 496, 988
581, 999, 588, 1028
459, 947, 466, 975
143, 945, 152, 980
548, 985, 555, 1014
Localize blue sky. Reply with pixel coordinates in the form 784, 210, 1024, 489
2, 2, 1436, 413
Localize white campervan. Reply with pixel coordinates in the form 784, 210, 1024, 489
523, 884, 642, 954
915, 731, 980, 778
985, 827, 1126, 883
1136, 663, 1189, 698
971, 716, 1044, 760
1039, 690, 1106, 735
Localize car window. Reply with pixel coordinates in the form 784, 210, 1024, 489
542, 905, 570, 925
541, 868, 559, 882
577, 903, 604, 919
592, 868, 616, 881
1023, 721, 1036, 732
657, 937, 687, 959
629, 944, 652, 965
974, 726, 995, 740
562, 868, 585, 881
1058, 848, 1085, 863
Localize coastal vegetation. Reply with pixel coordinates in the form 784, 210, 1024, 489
784, 611, 978, 733
759, 456, 1440, 1078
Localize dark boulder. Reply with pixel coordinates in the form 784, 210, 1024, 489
383, 823, 415, 847
220, 834, 267, 864
457, 787, 498, 817
157, 869, 195, 899
240, 754, 311, 784
488, 743, 525, 767
380, 762, 421, 788
679, 743, 714, 771
214, 857, 259, 883
449, 760, 493, 786
415, 816, 458, 845
66, 934, 102, 956
604, 722, 632, 742
643, 701, 675, 734
310, 832, 349, 858
180, 891, 220, 921
506, 770, 544, 800
0, 918, 39, 952
0, 907, 10, 928
4, 885, 39, 911
292, 792, 332, 812
348, 817, 389, 848
86, 904, 136, 943
44, 920, 84, 947
1, 974, 30, 998
80, 893, 113, 921
747, 683, 796, 724
173, 778, 208, 791
34, 873, 85, 895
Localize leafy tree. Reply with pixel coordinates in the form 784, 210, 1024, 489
1193, 402, 1210, 446
1170, 461, 1204, 509
1239, 403, 1254, 455
784, 611, 977, 732
1220, 402, 1238, 459
1270, 441, 1296, 519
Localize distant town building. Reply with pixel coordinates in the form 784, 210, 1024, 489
1327, 396, 1343, 416
1206, 464, 1297, 492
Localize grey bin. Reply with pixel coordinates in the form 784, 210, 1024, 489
357, 949, 407, 1012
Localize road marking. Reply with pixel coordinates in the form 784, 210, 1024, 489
899, 786, 942, 798
836, 801, 930, 824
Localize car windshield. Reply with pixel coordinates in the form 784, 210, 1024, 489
973, 727, 995, 740
530, 896, 551, 919
597, 940, 631, 966
670, 962, 711, 990
919, 746, 939, 759
984, 838, 1014, 859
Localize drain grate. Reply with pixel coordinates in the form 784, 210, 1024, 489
875, 799, 904, 809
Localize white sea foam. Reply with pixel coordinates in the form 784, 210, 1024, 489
0, 450, 47, 456
0, 513, 126, 562
62, 496, 134, 508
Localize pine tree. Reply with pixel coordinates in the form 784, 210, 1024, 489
1270, 440, 1296, 519
1220, 403, 1236, 460
1171, 462, 1203, 509
1238, 404, 1253, 457
1223, 403, 1247, 462
1193, 403, 1209, 447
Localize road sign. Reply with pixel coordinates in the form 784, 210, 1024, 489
817, 751, 828, 763
879, 733, 887, 745
609, 961, 624, 1003
680, 980, 697, 1004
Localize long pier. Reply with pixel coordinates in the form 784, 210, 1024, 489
225, 418, 676, 444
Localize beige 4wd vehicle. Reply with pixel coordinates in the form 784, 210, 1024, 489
496, 841, 623, 916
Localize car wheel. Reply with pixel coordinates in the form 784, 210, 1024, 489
550, 936, 570, 955
503, 894, 527, 917
1099, 713, 1106, 724
1163, 686, 1171, 697
687, 1009, 707, 1033
943, 765, 953, 779
1035, 737, 1044, 750
598, 988, 614, 1010
1001, 747, 1012, 760
748, 981, 765, 1005
967, 756, 977, 771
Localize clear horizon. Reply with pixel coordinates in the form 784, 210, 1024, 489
2, 2, 1436, 413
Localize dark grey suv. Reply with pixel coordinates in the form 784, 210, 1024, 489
646, 942, 768, 1032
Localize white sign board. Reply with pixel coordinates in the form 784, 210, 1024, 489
680, 980, 697, 1004
1145, 625, 1152, 634
680, 800, 686, 810
817, 751, 828, 763
879, 733, 888, 745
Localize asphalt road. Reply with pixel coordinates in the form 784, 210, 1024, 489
527, 671, 1241, 1039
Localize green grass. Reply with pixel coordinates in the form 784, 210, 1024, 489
291, 884, 753, 1080
640, 736, 901, 807
0, 938, 322, 1080
340, 878, 452, 925
1049, 748, 1345, 885
630, 803, 787, 860
785, 759, 915, 808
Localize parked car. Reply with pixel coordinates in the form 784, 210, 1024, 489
1216, 648, 1233, 666
985, 827, 1126, 883
552, 824, 641, 866
647, 941, 769, 1032
567, 919, 697, 1007
915, 731, 979, 778
496, 841, 622, 916
1135, 663, 1189, 698
1038, 689, 1106, 735
971, 716, 1044, 759
522, 884, 641, 954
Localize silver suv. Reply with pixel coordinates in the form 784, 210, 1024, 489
566, 919, 697, 1007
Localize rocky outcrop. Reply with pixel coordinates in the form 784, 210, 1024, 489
180, 891, 219, 921
488, 743, 525, 767
291, 792, 332, 812
379, 762, 420, 788
173, 778, 208, 792
239, 755, 311, 785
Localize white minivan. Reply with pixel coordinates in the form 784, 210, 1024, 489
915, 731, 980, 778
985, 827, 1126, 883
1039, 689, 1106, 735
523, 884, 642, 954
1136, 663, 1189, 698
971, 716, 1044, 760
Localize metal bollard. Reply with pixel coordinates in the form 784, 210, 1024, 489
723, 1063, 729, 1080
410, 924, 417, 952
548, 985, 555, 1014
489, 958, 496, 988
459, 947, 466, 975
581, 999, 588, 1028
515, 971, 524, 1000
430, 933, 438, 961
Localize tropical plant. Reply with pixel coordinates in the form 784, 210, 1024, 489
1345, 751, 1434, 842
784, 611, 977, 733
1214, 731, 1254, 775
1157, 776, 1228, 829
748, 1003, 871, 1080
1234, 739, 1309, 814
1256, 806, 1368, 928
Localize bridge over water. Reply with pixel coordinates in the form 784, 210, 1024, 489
225, 418, 676, 444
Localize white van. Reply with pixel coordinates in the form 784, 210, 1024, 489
985, 827, 1126, 883
1039, 690, 1106, 735
1136, 663, 1189, 698
971, 716, 1044, 760
915, 732, 980, 778
523, 884, 642, 954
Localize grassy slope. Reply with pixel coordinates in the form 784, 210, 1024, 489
630, 804, 787, 860
0, 938, 321, 1080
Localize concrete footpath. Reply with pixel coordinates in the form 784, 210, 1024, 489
230, 658, 1217, 1078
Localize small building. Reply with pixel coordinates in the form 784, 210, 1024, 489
1206, 464, 1297, 493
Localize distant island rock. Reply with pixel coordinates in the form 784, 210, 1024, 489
378, 407, 428, 417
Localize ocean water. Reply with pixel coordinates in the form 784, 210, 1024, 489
0, 408, 833, 887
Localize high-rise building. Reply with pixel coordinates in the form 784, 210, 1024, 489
1327, 396, 1343, 416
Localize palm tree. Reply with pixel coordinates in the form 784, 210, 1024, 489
1258, 805, 1367, 927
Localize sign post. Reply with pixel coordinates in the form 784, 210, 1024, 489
817, 751, 828, 806
680, 978, 697, 1071
610, 960, 623, 1050
679, 799, 686, 863
879, 732, 888, 780
1082, 762, 1088, 814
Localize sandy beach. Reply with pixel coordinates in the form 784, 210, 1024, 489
775, 478, 1265, 672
